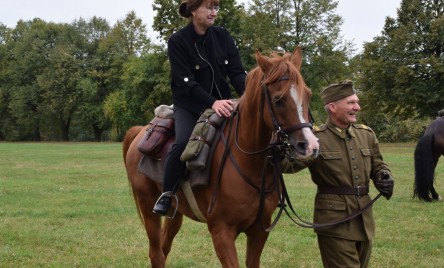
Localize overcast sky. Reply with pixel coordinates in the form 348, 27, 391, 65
1, 0, 401, 51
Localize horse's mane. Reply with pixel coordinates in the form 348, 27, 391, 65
241, 51, 311, 106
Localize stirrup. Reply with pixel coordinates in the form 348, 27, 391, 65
156, 191, 179, 219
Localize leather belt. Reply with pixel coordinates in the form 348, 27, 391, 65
317, 185, 369, 196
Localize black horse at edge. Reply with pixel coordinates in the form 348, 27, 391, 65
413, 114, 444, 202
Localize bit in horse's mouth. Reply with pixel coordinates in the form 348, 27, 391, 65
312, 149, 319, 158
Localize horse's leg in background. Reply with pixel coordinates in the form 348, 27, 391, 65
429, 140, 442, 201
161, 214, 184, 257
430, 131, 444, 201
135, 190, 183, 265
430, 185, 441, 200
430, 153, 441, 201
244, 224, 270, 268
131, 180, 166, 267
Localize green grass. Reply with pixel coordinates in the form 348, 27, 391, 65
0, 142, 443, 267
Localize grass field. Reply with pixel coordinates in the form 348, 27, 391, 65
0, 142, 443, 267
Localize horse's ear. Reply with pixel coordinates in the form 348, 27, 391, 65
255, 49, 272, 74
291, 46, 303, 71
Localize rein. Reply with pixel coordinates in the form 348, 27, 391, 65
256, 81, 381, 230
266, 153, 383, 229
208, 78, 381, 231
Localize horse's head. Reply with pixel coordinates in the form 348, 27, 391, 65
247, 47, 319, 161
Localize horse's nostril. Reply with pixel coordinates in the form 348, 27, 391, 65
296, 141, 308, 154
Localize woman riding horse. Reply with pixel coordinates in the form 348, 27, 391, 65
123, 47, 319, 267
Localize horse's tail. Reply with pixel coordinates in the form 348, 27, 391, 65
413, 133, 435, 202
122, 125, 146, 224
122, 126, 143, 163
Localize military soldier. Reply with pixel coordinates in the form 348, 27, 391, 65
282, 81, 394, 268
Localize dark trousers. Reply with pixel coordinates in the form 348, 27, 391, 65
317, 235, 372, 268
162, 106, 198, 193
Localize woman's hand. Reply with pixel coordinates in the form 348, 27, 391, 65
212, 99, 234, 117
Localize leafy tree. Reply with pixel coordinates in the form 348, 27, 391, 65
7, 19, 55, 140
152, 0, 185, 43
37, 23, 84, 141
0, 24, 12, 140
103, 90, 131, 141
73, 16, 113, 141
73, 12, 152, 141
358, 0, 444, 124
241, 0, 354, 123
239, 0, 283, 68
112, 11, 152, 56
103, 45, 169, 141
100, 12, 157, 140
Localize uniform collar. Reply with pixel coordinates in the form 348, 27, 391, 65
326, 119, 355, 139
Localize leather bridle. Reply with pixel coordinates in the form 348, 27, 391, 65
233, 77, 313, 158
208, 76, 380, 231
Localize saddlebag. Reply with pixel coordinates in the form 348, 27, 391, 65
137, 117, 175, 159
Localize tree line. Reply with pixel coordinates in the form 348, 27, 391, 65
0, 0, 442, 142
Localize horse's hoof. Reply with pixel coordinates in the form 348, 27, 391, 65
432, 196, 443, 202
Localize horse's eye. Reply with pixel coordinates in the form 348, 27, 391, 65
274, 97, 285, 107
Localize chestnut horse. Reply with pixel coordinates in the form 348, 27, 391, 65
122, 47, 319, 267
413, 117, 444, 202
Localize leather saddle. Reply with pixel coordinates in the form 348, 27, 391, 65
137, 125, 220, 190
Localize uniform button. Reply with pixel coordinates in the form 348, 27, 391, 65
353, 165, 357, 170
184, 77, 189, 82
225, 60, 228, 64
352, 156, 356, 160
329, 204, 333, 208
350, 146, 353, 150
195, 65, 200, 70
355, 175, 359, 180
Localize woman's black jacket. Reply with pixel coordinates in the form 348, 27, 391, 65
167, 23, 247, 115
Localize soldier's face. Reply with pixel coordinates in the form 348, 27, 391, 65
331, 94, 360, 128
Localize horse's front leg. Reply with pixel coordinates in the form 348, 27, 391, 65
245, 223, 270, 268
430, 158, 441, 201
208, 224, 240, 268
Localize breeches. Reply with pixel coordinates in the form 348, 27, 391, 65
162, 106, 198, 193
317, 235, 372, 268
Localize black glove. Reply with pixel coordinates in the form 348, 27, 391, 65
373, 171, 394, 200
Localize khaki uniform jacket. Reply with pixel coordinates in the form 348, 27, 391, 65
282, 119, 390, 241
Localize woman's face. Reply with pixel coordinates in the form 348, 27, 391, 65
192, 0, 219, 32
